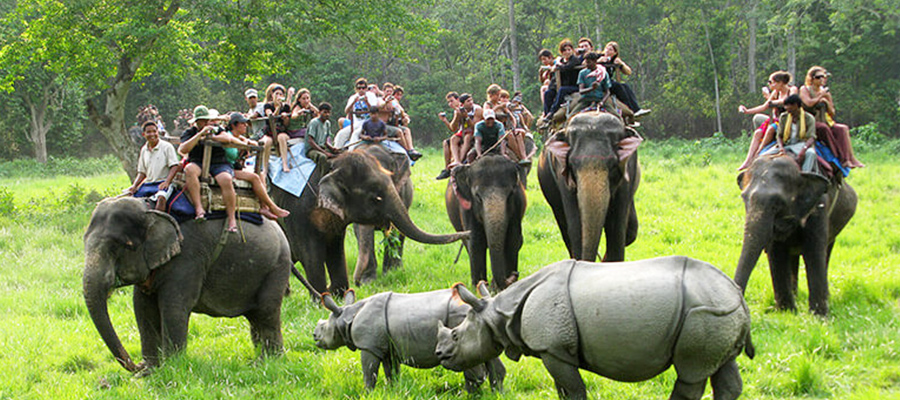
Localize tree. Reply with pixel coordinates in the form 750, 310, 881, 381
0, 0, 437, 177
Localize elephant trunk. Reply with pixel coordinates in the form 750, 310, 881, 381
483, 193, 509, 289
734, 208, 773, 291
577, 169, 610, 261
386, 188, 469, 244
83, 253, 139, 372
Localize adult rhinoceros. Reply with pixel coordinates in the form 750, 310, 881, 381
435, 256, 754, 400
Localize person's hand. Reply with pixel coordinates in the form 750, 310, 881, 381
592, 81, 600, 89
438, 113, 448, 122
125, 186, 138, 195
614, 58, 623, 65
599, 56, 610, 63
158, 181, 170, 191
738, 105, 748, 114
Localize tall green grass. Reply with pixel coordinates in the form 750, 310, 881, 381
1, 138, 899, 399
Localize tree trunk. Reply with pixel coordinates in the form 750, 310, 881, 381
508, 0, 520, 91
25, 95, 51, 164
87, 56, 143, 181
747, 1, 758, 94
787, 29, 796, 81
703, 19, 723, 134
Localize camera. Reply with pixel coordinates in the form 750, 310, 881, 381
576, 48, 586, 55
438, 112, 446, 118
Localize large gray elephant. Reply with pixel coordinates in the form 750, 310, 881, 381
445, 154, 527, 290
271, 148, 467, 296
351, 144, 414, 286
537, 112, 641, 261
83, 197, 292, 373
735, 155, 857, 316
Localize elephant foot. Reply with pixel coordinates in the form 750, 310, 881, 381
356, 274, 377, 287
132, 362, 155, 378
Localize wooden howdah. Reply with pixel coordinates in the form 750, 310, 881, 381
172, 138, 270, 214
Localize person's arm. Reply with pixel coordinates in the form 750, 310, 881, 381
345, 95, 358, 116
126, 172, 147, 194
159, 165, 179, 191
449, 109, 464, 131
521, 105, 534, 127
473, 106, 484, 124
178, 126, 212, 155
616, 58, 632, 76
475, 136, 483, 158
799, 86, 819, 109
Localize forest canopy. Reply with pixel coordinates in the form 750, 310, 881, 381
1, 0, 898, 168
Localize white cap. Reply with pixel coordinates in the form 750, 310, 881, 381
483, 109, 496, 120
244, 88, 258, 98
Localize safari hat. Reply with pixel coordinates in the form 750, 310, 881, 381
483, 108, 496, 120
189, 105, 220, 123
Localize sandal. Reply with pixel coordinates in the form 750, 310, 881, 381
226, 225, 238, 233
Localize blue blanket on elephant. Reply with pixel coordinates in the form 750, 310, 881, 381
133, 181, 263, 225
758, 141, 850, 178
256, 142, 317, 198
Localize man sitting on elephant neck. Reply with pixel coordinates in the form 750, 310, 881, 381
126, 121, 182, 211
474, 109, 506, 159
760, 94, 819, 175
573, 52, 611, 115
305, 102, 340, 173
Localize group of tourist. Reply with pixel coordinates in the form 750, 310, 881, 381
737, 66, 864, 172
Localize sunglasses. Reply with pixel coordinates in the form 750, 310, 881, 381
814, 75, 826, 79
356, 85, 367, 89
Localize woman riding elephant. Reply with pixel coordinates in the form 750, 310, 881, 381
270, 149, 468, 296
83, 197, 293, 373
537, 111, 641, 262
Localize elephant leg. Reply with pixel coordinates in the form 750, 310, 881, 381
325, 236, 349, 297
134, 290, 162, 368
541, 354, 586, 400
789, 253, 801, 297
244, 271, 285, 355
353, 224, 378, 286
300, 239, 328, 295
538, 157, 574, 256
360, 350, 381, 390
767, 242, 797, 311
468, 222, 488, 287
382, 232, 404, 273
710, 359, 743, 400
504, 217, 523, 285
625, 197, 639, 246
802, 222, 830, 316
602, 190, 630, 262
668, 378, 706, 400
159, 307, 191, 357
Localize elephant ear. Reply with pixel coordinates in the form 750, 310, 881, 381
452, 165, 473, 210
616, 129, 643, 182
737, 171, 748, 190
141, 210, 183, 270
794, 172, 829, 225
514, 163, 528, 188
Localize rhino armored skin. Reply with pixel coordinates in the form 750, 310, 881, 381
436, 256, 754, 400
314, 289, 505, 393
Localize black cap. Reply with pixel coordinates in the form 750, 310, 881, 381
229, 112, 249, 126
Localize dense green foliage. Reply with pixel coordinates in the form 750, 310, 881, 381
1, 140, 898, 399
1, 0, 899, 163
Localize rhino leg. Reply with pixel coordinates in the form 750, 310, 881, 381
710, 359, 742, 400
463, 365, 487, 394
487, 357, 506, 392
382, 351, 400, 384
669, 379, 706, 400
361, 350, 381, 389
540, 354, 586, 400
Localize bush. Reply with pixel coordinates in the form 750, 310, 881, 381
0, 155, 121, 178
0, 186, 14, 216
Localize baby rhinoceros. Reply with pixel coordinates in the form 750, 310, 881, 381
313, 288, 505, 393
436, 256, 755, 400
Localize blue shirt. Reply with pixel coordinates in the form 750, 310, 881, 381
577, 68, 610, 102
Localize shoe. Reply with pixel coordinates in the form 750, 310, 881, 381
634, 109, 652, 119
435, 169, 451, 180
518, 159, 532, 166
408, 149, 423, 161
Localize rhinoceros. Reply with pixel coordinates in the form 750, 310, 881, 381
435, 256, 754, 400
313, 288, 505, 393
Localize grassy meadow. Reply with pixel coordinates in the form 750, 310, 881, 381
1, 138, 899, 399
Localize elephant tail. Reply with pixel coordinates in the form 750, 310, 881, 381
743, 331, 755, 360
291, 265, 323, 301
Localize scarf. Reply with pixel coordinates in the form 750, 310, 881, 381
782, 111, 807, 143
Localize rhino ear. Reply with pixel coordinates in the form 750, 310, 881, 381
322, 293, 342, 315
454, 283, 486, 312
476, 281, 491, 299
343, 289, 357, 305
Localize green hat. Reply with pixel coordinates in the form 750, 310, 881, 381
189, 105, 220, 123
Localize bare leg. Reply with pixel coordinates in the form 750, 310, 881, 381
738, 128, 764, 170
403, 127, 415, 150
214, 172, 238, 231
183, 163, 205, 218
234, 170, 289, 218
837, 123, 864, 167
460, 134, 474, 163
277, 133, 291, 172
449, 135, 462, 165
442, 138, 452, 167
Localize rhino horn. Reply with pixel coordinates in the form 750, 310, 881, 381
476, 281, 492, 299
454, 283, 486, 312
343, 289, 357, 305
322, 293, 342, 315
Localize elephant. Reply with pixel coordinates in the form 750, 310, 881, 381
351, 144, 414, 286
445, 154, 527, 290
82, 197, 292, 373
313, 288, 505, 393
735, 154, 857, 316
537, 111, 641, 262
435, 256, 755, 400
271, 148, 467, 296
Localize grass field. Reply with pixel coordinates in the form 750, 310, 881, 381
1, 138, 899, 399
